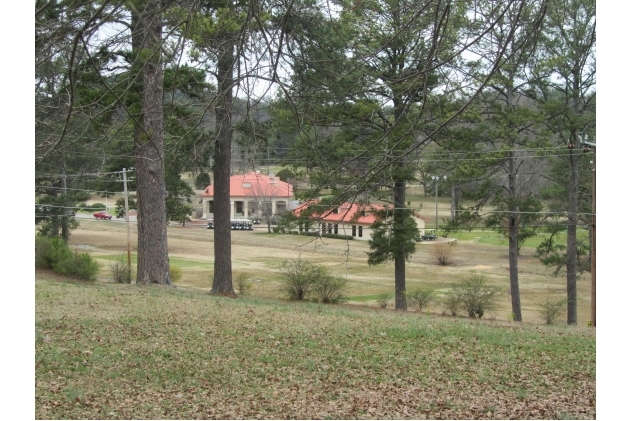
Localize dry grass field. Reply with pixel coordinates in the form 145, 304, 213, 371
36, 192, 597, 419
67, 207, 592, 325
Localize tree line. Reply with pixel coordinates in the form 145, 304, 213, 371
35, 0, 595, 324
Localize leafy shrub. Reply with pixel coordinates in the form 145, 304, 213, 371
312, 274, 347, 304
234, 272, 252, 296
376, 292, 392, 309
407, 289, 437, 312
72, 252, 100, 281
276, 168, 295, 182
109, 257, 132, 283
194, 172, 211, 189
279, 257, 318, 300
278, 257, 325, 301
442, 291, 461, 316
537, 297, 566, 325
169, 265, 183, 283
278, 258, 347, 304
35, 235, 55, 269
450, 275, 500, 318
34, 236, 99, 281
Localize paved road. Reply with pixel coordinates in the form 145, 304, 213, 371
75, 212, 211, 228
75, 212, 136, 222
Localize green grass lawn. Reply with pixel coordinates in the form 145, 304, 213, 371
35, 275, 595, 419
444, 229, 590, 249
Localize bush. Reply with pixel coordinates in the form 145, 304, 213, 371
407, 289, 437, 312
234, 272, 252, 296
279, 257, 318, 300
170, 265, 183, 283
276, 168, 295, 182
312, 274, 347, 304
442, 291, 461, 316
72, 252, 100, 281
279, 257, 330, 301
194, 172, 211, 189
450, 275, 500, 318
376, 292, 392, 309
35, 235, 55, 269
537, 297, 566, 325
109, 257, 132, 283
432, 241, 457, 266
35, 235, 99, 281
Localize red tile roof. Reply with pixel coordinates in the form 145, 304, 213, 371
201, 172, 293, 198
293, 201, 384, 225
294, 201, 429, 226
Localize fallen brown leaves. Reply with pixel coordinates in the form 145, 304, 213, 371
35, 278, 595, 419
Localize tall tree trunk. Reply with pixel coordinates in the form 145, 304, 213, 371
132, 0, 171, 285
211, 40, 236, 296
566, 139, 579, 324
507, 153, 522, 322
393, 178, 407, 311
392, 90, 407, 311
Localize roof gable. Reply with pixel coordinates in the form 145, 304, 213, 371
202, 172, 293, 198
294, 201, 428, 226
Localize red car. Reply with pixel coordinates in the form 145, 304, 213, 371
93, 211, 113, 220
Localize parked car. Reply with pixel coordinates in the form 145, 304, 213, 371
421, 233, 437, 241
93, 211, 112, 220
207, 221, 214, 229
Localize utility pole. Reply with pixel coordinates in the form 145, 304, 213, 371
592, 146, 595, 327
431, 175, 446, 233
123, 168, 132, 277
581, 136, 596, 328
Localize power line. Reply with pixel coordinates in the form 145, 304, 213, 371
35, 185, 131, 195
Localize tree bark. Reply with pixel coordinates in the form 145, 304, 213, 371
507, 152, 522, 322
211, 40, 236, 296
132, 0, 171, 285
393, 178, 407, 311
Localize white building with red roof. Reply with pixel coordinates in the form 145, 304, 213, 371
200, 171, 294, 220
292, 201, 428, 241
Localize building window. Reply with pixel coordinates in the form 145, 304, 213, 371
358, 226, 363, 238
334, 224, 338, 234
236, 201, 243, 214
327, 223, 332, 233
352, 225, 356, 236
208, 201, 214, 213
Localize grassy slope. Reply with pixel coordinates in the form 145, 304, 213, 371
35, 275, 595, 420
